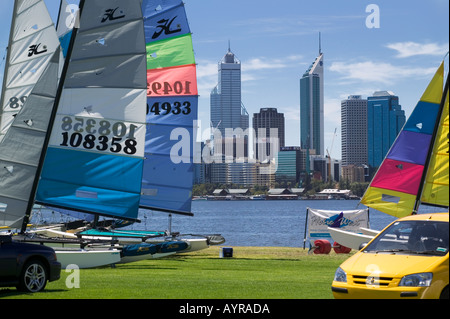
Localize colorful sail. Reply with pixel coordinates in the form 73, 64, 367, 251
36, 0, 147, 221
0, 0, 61, 143
140, 0, 198, 215
0, 48, 61, 228
361, 62, 446, 217
421, 78, 449, 207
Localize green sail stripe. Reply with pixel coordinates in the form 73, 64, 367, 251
146, 33, 195, 70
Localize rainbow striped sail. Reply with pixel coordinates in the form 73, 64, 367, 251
140, 0, 198, 215
361, 62, 449, 217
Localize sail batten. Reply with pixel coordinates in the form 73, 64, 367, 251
361, 62, 448, 217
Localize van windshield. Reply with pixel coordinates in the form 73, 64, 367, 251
364, 220, 449, 256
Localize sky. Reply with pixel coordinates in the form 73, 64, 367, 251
1, 0, 449, 161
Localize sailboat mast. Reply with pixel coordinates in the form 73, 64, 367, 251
55, 0, 64, 31
0, 0, 19, 135
20, 0, 86, 234
413, 72, 449, 214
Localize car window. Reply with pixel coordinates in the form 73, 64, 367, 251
364, 220, 449, 256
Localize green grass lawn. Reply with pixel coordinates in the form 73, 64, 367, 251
0, 246, 352, 299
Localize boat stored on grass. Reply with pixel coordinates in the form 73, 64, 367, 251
332, 59, 449, 299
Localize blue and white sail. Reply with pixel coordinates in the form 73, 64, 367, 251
140, 0, 198, 216
0, 0, 61, 142
36, 0, 148, 221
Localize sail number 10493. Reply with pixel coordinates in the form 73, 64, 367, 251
147, 81, 192, 96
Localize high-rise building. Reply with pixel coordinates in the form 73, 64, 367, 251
300, 47, 324, 156
210, 45, 249, 160
341, 95, 368, 166
367, 91, 405, 168
252, 108, 285, 161
275, 146, 304, 186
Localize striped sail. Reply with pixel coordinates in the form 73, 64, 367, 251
140, 0, 198, 215
361, 63, 447, 217
36, 0, 147, 221
0, 0, 61, 142
0, 49, 61, 228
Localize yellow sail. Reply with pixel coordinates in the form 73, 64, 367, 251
421, 88, 449, 207
360, 62, 445, 217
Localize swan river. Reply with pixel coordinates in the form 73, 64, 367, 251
31, 199, 445, 248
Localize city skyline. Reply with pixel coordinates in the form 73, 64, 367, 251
0, 0, 449, 161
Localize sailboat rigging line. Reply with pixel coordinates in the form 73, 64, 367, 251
413, 72, 449, 214
20, 0, 86, 234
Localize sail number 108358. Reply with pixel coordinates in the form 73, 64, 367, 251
59, 116, 139, 155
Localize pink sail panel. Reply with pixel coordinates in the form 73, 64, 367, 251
146, 64, 197, 97
371, 158, 424, 195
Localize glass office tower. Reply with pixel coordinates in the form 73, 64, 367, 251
210, 46, 249, 159
367, 91, 406, 168
300, 51, 324, 156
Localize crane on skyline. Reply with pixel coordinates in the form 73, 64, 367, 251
326, 128, 337, 182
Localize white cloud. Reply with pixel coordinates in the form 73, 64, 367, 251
386, 41, 449, 58
196, 60, 217, 79
242, 57, 288, 72
329, 61, 436, 84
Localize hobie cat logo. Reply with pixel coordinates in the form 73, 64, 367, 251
152, 16, 182, 39
101, 7, 125, 23
28, 43, 47, 57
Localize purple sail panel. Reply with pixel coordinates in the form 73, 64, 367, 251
386, 130, 432, 166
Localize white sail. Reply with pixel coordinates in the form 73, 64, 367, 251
0, 48, 61, 228
0, 0, 61, 143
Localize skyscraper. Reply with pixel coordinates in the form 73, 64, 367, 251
210, 45, 249, 159
341, 95, 368, 166
367, 91, 406, 168
252, 108, 285, 161
300, 43, 324, 156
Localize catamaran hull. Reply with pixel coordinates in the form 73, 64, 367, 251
328, 227, 375, 250
55, 249, 121, 269
118, 252, 176, 264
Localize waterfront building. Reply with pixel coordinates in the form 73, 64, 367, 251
341, 95, 368, 166
275, 147, 303, 186
367, 91, 405, 168
252, 108, 285, 161
341, 164, 368, 183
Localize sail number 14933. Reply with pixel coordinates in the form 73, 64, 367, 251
58, 116, 140, 155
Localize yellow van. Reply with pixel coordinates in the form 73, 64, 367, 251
331, 213, 448, 299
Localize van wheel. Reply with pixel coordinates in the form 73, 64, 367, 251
17, 260, 48, 293
440, 287, 449, 299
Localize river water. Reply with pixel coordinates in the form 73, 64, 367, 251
31, 199, 443, 248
